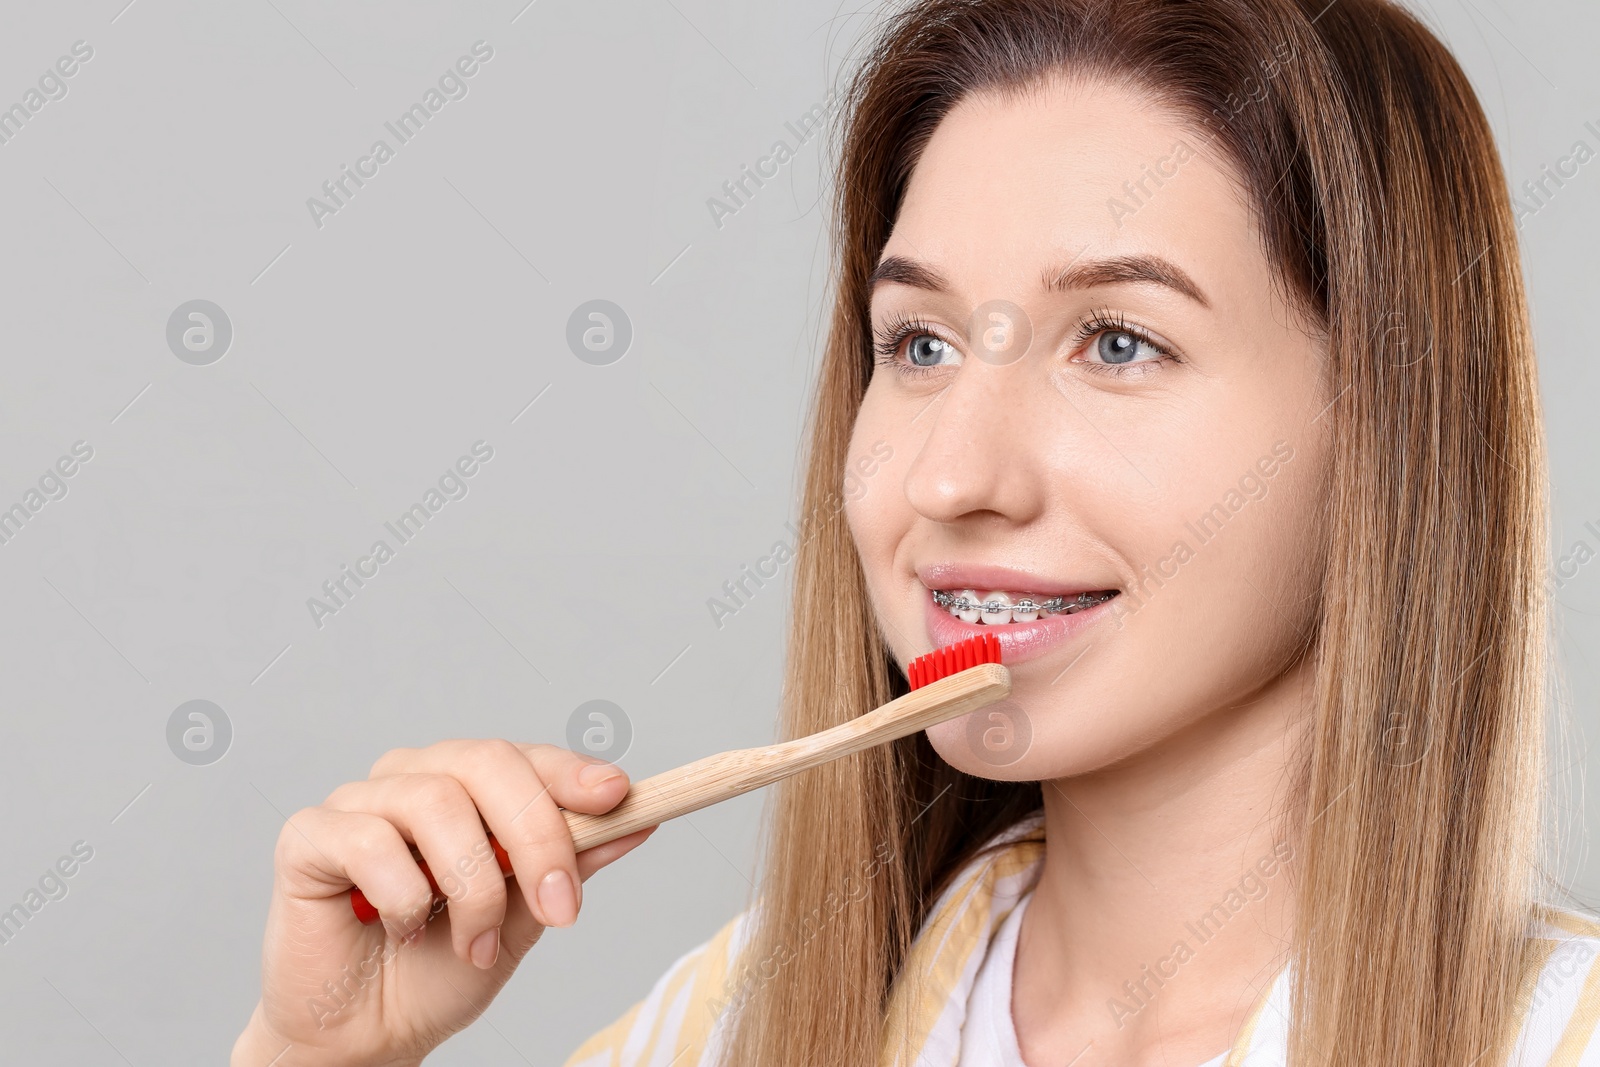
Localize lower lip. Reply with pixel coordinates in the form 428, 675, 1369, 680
923, 590, 1120, 667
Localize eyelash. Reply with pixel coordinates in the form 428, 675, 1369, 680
871, 308, 1179, 379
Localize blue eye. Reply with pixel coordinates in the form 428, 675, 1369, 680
873, 313, 959, 377
1095, 329, 1159, 365
907, 334, 953, 367
1073, 311, 1178, 379
873, 308, 1177, 381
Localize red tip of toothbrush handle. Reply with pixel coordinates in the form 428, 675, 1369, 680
350, 887, 380, 924
350, 833, 515, 925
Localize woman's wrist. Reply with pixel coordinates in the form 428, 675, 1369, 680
231, 1003, 425, 1067
231, 1004, 289, 1066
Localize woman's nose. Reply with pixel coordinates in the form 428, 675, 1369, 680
900, 358, 1048, 528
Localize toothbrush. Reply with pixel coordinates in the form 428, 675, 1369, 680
349, 633, 1007, 924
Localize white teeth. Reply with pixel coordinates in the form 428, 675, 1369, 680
977, 591, 1011, 625
932, 587, 1115, 624
1009, 597, 1039, 623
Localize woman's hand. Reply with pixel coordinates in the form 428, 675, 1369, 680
231, 739, 655, 1066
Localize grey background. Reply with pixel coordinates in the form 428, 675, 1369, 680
0, 0, 1592, 1062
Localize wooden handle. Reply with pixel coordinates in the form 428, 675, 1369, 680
350, 663, 1009, 923
561, 662, 1010, 851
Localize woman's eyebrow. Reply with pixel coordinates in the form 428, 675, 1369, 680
1044, 253, 1212, 308
867, 252, 1211, 310
866, 255, 951, 295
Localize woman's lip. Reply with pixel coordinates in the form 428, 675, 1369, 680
915, 562, 1108, 599
922, 587, 1119, 667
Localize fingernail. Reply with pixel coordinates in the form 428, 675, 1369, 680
538, 869, 578, 927
578, 762, 623, 788
470, 927, 500, 970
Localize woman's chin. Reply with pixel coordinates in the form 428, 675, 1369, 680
925, 710, 1051, 782
923, 694, 1146, 783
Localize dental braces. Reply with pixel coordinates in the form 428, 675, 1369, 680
932, 589, 1116, 617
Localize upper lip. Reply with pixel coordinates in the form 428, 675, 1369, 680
915, 561, 1117, 598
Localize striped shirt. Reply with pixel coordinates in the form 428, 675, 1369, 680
562, 812, 1600, 1066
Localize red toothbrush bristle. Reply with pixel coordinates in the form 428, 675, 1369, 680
906, 634, 1003, 690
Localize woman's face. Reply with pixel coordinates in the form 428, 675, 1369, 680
845, 76, 1330, 780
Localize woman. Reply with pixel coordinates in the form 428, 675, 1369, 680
232, 0, 1598, 1064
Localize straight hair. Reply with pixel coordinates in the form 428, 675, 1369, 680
719, 1, 1551, 1063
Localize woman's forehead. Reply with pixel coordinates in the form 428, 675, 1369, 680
881, 79, 1262, 312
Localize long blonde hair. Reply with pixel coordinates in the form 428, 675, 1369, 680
719, 1, 1551, 1063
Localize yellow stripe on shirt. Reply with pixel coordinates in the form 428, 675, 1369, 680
882, 837, 1047, 1064
563, 822, 1600, 1067
562, 913, 743, 1067
1548, 952, 1600, 1067
1221, 973, 1277, 1067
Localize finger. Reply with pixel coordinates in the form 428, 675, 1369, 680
453, 741, 593, 929
497, 826, 660, 969
511, 743, 632, 816
378, 740, 624, 928
369, 742, 632, 816
464, 743, 635, 925
367, 745, 414, 780
275, 806, 434, 939
324, 773, 508, 968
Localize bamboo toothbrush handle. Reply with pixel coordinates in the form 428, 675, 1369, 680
559, 662, 1010, 852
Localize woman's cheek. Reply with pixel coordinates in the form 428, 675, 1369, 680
842, 441, 900, 612
1121, 440, 1324, 690
844, 398, 905, 544
842, 450, 889, 559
